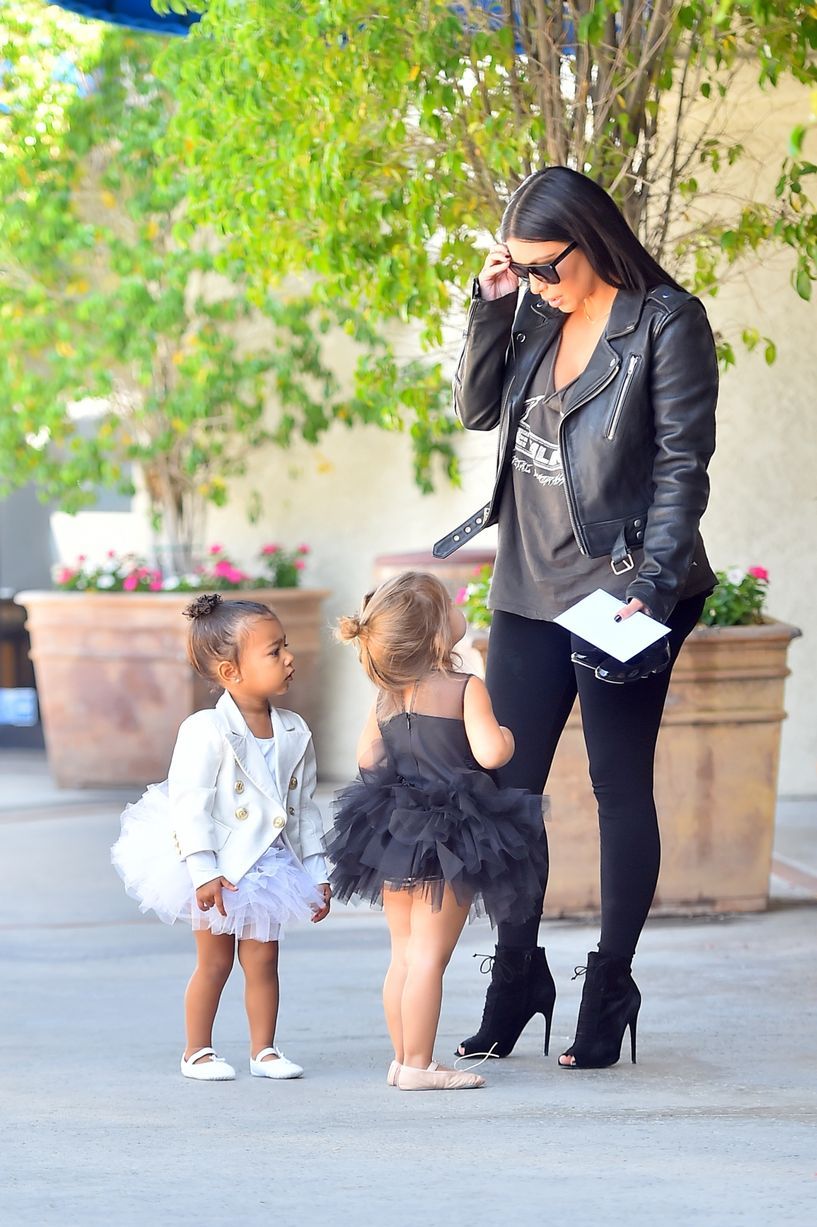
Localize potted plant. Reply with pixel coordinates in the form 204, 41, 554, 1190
457, 564, 801, 916
16, 544, 328, 788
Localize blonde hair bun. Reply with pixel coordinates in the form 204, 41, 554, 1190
335, 613, 363, 643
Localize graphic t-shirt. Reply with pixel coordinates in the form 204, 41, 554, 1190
489, 340, 715, 622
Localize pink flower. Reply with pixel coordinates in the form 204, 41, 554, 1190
208, 544, 223, 555
214, 559, 237, 578
227, 567, 248, 583
77, 554, 87, 563
262, 544, 280, 555
297, 544, 310, 555
149, 580, 163, 591
106, 550, 116, 559
57, 567, 76, 584
455, 587, 468, 605
123, 575, 138, 591
748, 566, 769, 582
294, 559, 306, 570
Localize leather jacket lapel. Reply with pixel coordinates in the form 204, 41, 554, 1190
562, 334, 621, 415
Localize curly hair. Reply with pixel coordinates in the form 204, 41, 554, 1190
182, 594, 279, 682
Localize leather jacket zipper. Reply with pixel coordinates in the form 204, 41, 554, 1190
605, 354, 640, 440
454, 292, 485, 388
558, 358, 621, 556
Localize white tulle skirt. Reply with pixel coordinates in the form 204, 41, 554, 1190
111, 783, 323, 942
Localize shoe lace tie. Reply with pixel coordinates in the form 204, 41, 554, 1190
474, 950, 531, 985
454, 1042, 499, 1073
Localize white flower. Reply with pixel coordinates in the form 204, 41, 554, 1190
96, 575, 115, 589
726, 567, 745, 586
162, 576, 181, 590
182, 573, 201, 587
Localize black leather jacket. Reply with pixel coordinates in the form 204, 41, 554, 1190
433, 281, 718, 622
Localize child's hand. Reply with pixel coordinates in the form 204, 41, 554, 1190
311, 883, 332, 923
196, 877, 237, 917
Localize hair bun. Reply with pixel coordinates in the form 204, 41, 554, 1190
183, 593, 223, 620
335, 612, 363, 643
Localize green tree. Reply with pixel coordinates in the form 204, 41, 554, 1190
157, 0, 817, 393
1, 2, 427, 571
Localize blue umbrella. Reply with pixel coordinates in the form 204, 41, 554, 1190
47, 2, 201, 36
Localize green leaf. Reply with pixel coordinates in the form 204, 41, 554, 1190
788, 124, 807, 157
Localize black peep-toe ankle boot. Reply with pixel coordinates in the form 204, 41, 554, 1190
457, 945, 556, 1058
559, 951, 641, 1069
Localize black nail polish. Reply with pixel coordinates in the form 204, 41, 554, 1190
614, 614, 622, 623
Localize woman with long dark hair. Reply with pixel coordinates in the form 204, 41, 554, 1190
434, 166, 718, 1068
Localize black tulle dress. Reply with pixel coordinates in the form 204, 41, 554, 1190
325, 672, 549, 926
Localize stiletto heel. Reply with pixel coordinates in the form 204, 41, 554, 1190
559, 951, 641, 1070
543, 1008, 553, 1057
457, 946, 556, 1059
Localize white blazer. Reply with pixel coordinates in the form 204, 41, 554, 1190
168, 691, 325, 890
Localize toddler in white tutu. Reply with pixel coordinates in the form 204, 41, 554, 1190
112, 593, 331, 1081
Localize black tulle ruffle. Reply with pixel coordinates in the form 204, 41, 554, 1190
325, 765, 549, 927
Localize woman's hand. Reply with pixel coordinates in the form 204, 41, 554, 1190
196, 876, 237, 917
478, 243, 520, 301
311, 883, 332, 923
614, 597, 649, 622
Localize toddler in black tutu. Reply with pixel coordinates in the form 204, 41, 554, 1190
326, 571, 548, 1091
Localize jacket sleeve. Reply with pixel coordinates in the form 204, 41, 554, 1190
625, 298, 718, 622
295, 736, 327, 860
168, 713, 222, 873
453, 285, 518, 430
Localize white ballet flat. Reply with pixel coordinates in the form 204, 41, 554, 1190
387, 1060, 400, 1086
180, 1047, 236, 1081
249, 1046, 304, 1079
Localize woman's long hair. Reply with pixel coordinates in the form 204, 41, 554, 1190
500, 167, 684, 294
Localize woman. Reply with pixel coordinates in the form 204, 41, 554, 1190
434, 166, 718, 1069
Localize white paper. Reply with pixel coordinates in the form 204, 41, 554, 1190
554, 589, 670, 662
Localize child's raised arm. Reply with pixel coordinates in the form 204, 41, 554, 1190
462, 676, 515, 770
356, 701, 384, 770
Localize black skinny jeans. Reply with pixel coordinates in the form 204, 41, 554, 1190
486, 593, 706, 961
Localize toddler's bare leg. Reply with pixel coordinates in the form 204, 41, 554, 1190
184, 930, 235, 1060
401, 886, 470, 1070
383, 888, 413, 1062
238, 938, 280, 1059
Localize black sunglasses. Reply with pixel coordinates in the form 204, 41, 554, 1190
507, 241, 578, 285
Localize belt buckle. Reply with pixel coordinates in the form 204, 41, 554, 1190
610, 552, 634, 576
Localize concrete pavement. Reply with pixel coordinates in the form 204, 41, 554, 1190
1, 750, 816, 1226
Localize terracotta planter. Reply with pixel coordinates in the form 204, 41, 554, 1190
472, 619, 801, 916
373, 551, 495, 597
15, 588, 329, 789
